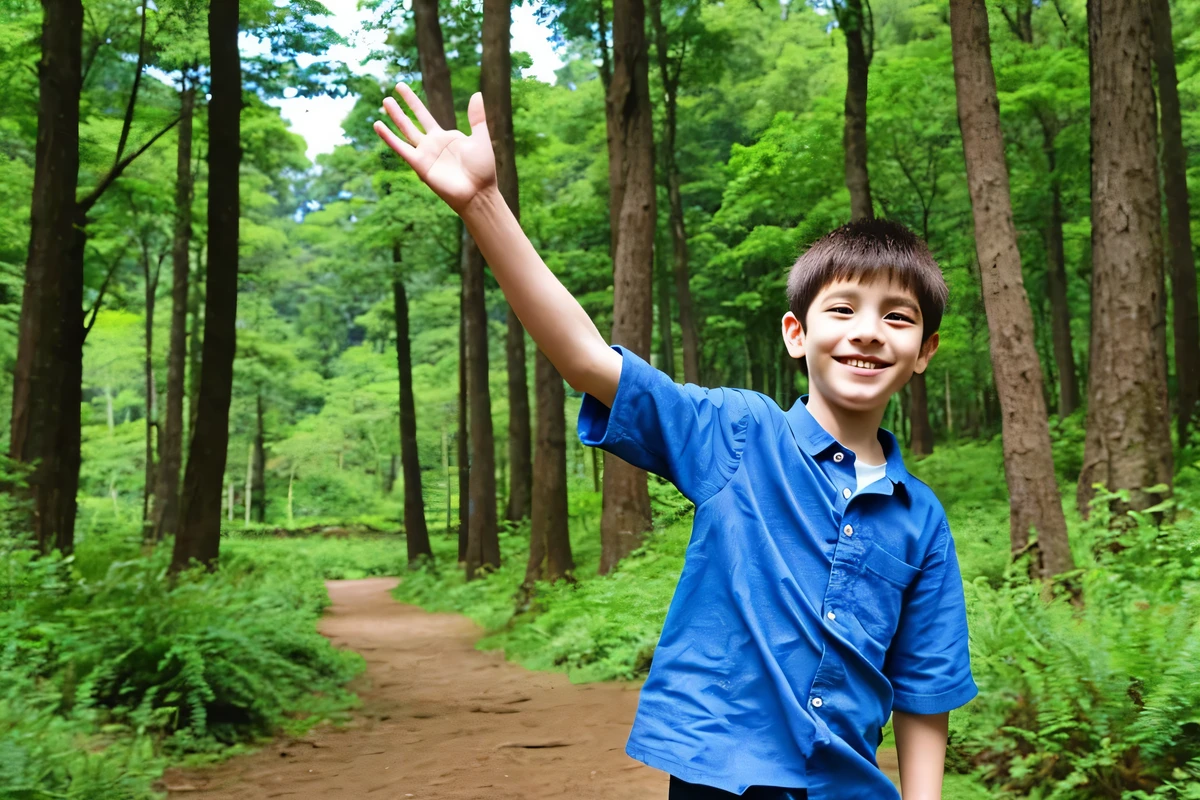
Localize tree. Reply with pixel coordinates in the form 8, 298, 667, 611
172, 0, 240, 572
481, 0, 531, 524
1077, 0, 1173, 517
392, 241, 433, 563
949, 0, 1073, 578
833, 0, 874, 222
1150, 0, 1200, 445
152, 70, 195, 542
8, 0, 84, 555
649, 0, 702, 385
600, 0, 657, 575
412, 0, 499, 578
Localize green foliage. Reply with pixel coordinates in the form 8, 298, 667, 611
0, 530, 376, 799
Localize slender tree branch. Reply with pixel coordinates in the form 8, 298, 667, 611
79, 116, 181, 214
84, 246, 129, 342
115, 0, 151, 167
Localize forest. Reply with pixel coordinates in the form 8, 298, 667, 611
1, 0, 1199, 797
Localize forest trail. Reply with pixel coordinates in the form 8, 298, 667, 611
162, 577, 902, 799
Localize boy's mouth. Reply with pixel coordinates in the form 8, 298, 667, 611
834, 356, 892, 371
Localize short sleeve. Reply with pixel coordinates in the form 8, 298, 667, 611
578, 345, 750, 505
883, 518, 978, 715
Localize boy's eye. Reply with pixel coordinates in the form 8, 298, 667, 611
829, 306, 853, 315
885, 312, 916, 323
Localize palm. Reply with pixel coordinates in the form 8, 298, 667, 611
373, 85, 497, 214
410, 127, 495, 211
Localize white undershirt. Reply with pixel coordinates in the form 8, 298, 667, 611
854, 459, 888, 493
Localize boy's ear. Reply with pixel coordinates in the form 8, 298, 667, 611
782, 312, 806, 360
913, 332, 939, 374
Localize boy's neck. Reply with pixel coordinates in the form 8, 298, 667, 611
804, 390, 889, 465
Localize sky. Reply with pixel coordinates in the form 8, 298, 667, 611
268, 0, 565, 161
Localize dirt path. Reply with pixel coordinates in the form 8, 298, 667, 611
162, 577, 901, 799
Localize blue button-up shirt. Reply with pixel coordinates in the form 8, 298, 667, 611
578, 346, 977, 798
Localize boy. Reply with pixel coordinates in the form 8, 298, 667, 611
374, 86, 976, 800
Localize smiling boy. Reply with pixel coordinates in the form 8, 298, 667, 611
375, 87, 976, 800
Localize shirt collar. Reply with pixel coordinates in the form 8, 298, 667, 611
784, 395, 909, 487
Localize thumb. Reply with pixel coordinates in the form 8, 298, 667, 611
468, 92, 488, 136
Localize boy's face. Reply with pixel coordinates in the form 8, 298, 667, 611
781, 276, 938, 414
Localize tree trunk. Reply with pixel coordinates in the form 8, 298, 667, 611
1041, 119, 1079, 418
530, 350, 573, 584
392, 265, 432, 564
413, 0, 497, 574
841, 0, 873, 221
908, 372, 933, 456
187, 243, 205, 452
655, 240, 675, 378
1151, 0, 1200, 445
142, 243, 159, 539
244, 440, 253, 526
252, 391, 265, 523
8, 0, 83, 556
600, 0, 657, 576
649, 0, 700, 385
950, 0, 1074, 578
172, 0, 240, 573
482, 0, 531, 524
457, 293, 469, 561
152, 79, 194, 542
1077, 0, 1174, 517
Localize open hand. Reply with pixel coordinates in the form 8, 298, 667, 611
373, 84, 496, 215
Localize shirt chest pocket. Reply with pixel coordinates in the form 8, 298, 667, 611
852, 542, 922, 647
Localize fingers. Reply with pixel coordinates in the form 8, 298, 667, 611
467, 92, 488, 136
373, 120, 417, 166
395, 82, 440, 134
383, 97, 423, 145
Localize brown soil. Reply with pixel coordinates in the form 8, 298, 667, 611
161, 577, 901, 799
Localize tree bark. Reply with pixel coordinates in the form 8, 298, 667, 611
457, 291, 469, 561
600, 0, 657, 576
482, 0, 531, 524
172, 0, 240, 573
840, 0, 874, 221
391, 259, 433, 564
1077, 0, 1174, 517
413, 0, 498, 576
655, 239, 675, 378
141, 241, 161, 539
1041, 118, 1079, 418
1151, 0, 1200, 445
649, 0, 700, 385
152, 79, 194, 542
8, 0, 83, 555
950, 0, 1074, 578
908, 372, 933, 456
530, 350, 573, 584
252, 391, 265, 522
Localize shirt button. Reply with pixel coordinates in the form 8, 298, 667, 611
811, 697, 823, 708
827, 611, 836, 621
843, 524, 854, 536
833, 452, 844, 463
842, 487, 852, 499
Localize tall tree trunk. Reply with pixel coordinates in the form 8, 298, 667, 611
186, 245, 204, 449
655, 240, 675, 378
392, 259, 432, 564
1077, 0, 1173, 517
1041, 119, 1079, 418
531, 350, 573, 583
908, 372, 933, 456
252, 391, 265, 523
152, 79, 194, 542
172, 0, 240, 573
1151, 0, 1200, 445
141, 244, 160, 539
950, 0, 1074, 579
457, 294, 469, 561
840, 0, 874, 221
649, 0, 700, 385
482, 0, 531, 524
413, 0, 498, 577
600, 0, 657, 576
8, 0, 83, 555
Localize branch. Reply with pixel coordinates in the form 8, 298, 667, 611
79, 116, 180, 214
83, 246, 129, 342
114, 0, 150, 167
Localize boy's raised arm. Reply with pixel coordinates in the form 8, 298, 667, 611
373, 84, 622, 408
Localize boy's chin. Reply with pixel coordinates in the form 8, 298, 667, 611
812, 383, 895, 415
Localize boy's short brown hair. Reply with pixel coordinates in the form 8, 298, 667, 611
787, 218, 948, 341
